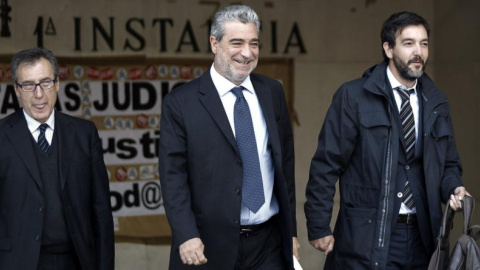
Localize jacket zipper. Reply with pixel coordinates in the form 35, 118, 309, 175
378, 110, 393, 248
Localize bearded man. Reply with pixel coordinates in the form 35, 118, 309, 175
305, 11, 470, 269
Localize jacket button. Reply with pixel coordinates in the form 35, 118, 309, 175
237, 160, 242, 166
235, 188, 241, 195
35, 235, 40, 241
234, 218, 239, 224
405, 165, 410, 170
39, 207, 43, 212
397, 192, 403, 198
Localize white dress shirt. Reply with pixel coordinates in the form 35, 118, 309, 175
210, 65, 278, 225
24, 110, 55, 145
387, 67, 418, 214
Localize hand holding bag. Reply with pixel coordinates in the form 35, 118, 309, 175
428, 196, 480, 270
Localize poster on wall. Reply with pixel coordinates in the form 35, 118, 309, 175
0, 58, 293, 244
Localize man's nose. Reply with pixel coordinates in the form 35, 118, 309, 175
33, 86, 45, 98
241, 45, 253, 58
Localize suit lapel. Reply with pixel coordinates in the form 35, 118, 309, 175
6, 110, 43, 190
55, 111, 73, 190
198, 73, 240, 153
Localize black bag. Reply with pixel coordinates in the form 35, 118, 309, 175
428, 196, 480, 270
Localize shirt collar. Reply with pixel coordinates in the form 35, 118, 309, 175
210, 64, 255, 97
23, 109, 55, 134
387, 66, 418, 94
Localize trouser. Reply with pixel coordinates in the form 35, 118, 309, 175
235, 216, 286, 270
37, 250, 81, 270
386, 214, 430, 269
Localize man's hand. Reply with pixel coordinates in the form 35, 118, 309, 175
179, 237, 208, 265
309, 235, 334, 256
450, 186, 471, 211
292, 237, 300, 261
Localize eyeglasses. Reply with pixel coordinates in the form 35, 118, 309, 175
15, 79, 57, 92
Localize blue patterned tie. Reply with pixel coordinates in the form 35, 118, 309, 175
397, 86, 416, 209
232, 86, 265, 213
38, 123, 50, 153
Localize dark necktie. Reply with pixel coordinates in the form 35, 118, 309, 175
38, 123, 50, 153
232, 86, 265, 213
397, 86, 415, 209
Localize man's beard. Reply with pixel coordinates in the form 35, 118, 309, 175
394, 56, 426, 81
218, 55, 257, 84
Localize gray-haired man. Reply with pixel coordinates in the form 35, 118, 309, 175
159, 5, 299, 270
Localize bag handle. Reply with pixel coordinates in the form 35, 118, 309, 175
461, 195, 475, 234
438, 198, 455, 250
428, 196, 475, 270
438, 196, 475, 249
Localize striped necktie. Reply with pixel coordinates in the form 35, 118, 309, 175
38, 123, 50, 153
397, 86, 415, 209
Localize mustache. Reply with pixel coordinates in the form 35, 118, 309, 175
408, 56, 425, 65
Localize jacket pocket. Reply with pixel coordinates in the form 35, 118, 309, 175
359, 112, 391, 170
336, 206, 376, 262
429, 116, 453, 163
0, 237, 11, 251
431, 116, 452, 139
359, 111, 391, 138
359, 111, 391, 128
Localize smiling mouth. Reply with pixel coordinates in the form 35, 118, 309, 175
236, 60, 251, 64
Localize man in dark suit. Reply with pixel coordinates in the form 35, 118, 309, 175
159, 5, 298, 270
305, 12, 470, 269
0, 47, 114, 270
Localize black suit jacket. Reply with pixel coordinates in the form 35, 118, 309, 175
0, 110, 114, 270
159, 71, 296, 269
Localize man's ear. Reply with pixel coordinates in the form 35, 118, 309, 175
383, 42, 393, 59
210, 36, 218, 54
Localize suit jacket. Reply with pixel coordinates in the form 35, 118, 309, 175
0, 110, 114, 270
159, 71, 296, 269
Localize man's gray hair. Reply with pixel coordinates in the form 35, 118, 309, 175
10, 47, 59, 83
210, 5, 260, 41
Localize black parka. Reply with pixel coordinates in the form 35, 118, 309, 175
305, 62, 463, 269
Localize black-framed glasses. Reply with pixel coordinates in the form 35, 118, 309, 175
15, 79, 57, 92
